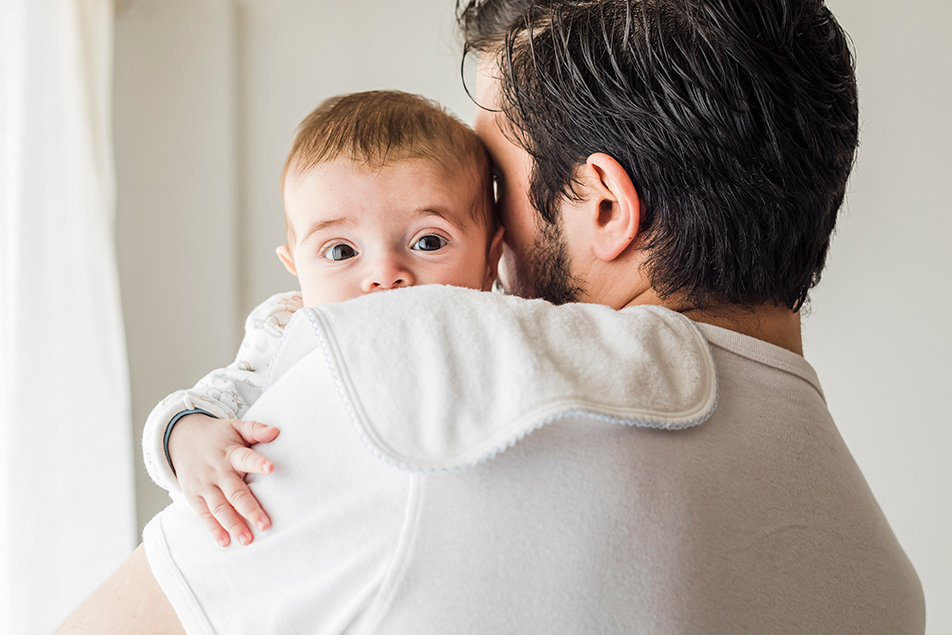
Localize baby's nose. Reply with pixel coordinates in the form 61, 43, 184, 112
362, 257, 414, 293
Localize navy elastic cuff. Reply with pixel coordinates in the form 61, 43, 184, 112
163, 408, 215, 477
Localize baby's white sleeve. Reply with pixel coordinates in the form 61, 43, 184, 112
141, 291, 304, 494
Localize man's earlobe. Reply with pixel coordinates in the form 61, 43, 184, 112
276, 245, 297, 276
485, 225, 505, 289
585, 153, 642, 262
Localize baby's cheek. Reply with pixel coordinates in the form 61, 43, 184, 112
304, 286, 357, 307
297, 269, 349, 307
445, 256, 491, 291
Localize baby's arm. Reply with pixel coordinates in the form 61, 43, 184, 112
141, 291, 302, 544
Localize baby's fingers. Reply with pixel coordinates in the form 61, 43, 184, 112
233, 419, 280, 445
188, 494, 232, 548
219, 471, 271, 536
204, 486, 255, 546
228, 445, 274, 475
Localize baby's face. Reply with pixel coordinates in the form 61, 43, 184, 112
278, 158, 502, 307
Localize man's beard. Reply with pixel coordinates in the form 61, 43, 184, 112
506, 216, 582, 305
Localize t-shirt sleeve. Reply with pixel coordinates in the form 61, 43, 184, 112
141, 291, 303, 494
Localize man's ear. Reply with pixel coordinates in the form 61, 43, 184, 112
582, 153, 642, 262
276, 245, 297, 276
484, 225, 505, 289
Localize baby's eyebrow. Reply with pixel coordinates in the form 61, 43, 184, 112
300, 217, 353, 243
418, 207, 465, 231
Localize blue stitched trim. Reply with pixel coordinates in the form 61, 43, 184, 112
163, 408, 215, 477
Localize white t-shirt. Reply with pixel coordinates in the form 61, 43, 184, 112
144, 286, 924, 635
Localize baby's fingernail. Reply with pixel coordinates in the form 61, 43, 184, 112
256, 519, 268, 531
239, 533, 251, 545
218, 537, 228, 547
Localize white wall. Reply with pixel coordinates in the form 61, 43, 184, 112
114, 0, 951, 631
114, 0, 239, 525
806, 1, 952, 630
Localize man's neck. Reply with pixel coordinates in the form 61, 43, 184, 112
676, 304, 803, 356
620, 289, 803, 356
575, 255, 803, 355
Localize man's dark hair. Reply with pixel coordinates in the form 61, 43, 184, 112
459, 0, 859, 310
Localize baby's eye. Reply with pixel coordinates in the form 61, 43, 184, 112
323, 243, 358, 261
412, 235, 447, 252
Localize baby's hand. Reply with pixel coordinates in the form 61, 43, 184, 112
167, 413, 280, 547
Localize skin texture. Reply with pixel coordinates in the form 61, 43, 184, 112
54, 545, 185, 635
167, 414, 280, 548
277, 157, 502, 307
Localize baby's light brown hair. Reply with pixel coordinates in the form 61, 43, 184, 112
281, 90, 495, 244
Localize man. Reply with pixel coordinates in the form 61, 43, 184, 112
58, 0, 925, 632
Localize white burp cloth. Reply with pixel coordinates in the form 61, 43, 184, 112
265, 285, 718, 472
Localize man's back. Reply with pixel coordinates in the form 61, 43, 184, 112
368, 322, 923, 633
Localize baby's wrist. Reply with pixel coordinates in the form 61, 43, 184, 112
164, 408, 216, 476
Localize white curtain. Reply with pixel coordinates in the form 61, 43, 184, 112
0, 0, 136, 632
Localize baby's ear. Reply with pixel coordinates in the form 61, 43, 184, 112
485, 225, 505, 289
275, 245, 297, 276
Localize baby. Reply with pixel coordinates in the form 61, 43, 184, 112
142, 90, 502, 547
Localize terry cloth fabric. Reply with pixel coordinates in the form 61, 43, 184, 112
143, 286, 924, 635
263, 286, 718, 471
